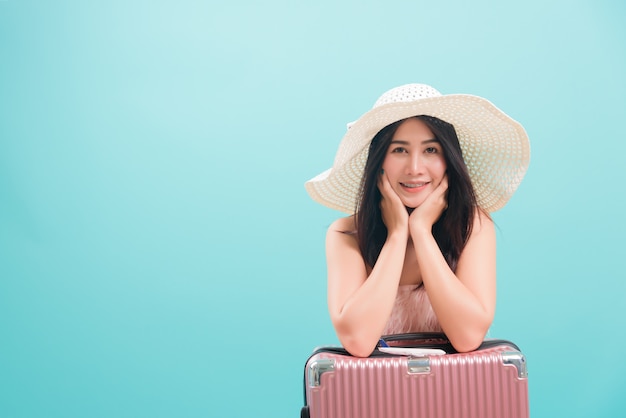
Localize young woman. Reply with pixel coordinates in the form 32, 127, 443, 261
305, 84, 530, 357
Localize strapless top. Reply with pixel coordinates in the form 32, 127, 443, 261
382, 284, 442, 335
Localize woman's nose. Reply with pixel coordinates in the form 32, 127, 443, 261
406, 154, 423, 175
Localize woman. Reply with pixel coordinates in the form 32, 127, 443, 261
305, 84, 530, 357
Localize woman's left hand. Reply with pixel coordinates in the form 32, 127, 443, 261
409, 175, 449, 234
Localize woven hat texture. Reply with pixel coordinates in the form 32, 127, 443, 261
305, 83, 530, 214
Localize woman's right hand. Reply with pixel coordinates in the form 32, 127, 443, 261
378, 170, 409, 238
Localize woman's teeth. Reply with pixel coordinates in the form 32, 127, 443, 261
401, 182, 425, 188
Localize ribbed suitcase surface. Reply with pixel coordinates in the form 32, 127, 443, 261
302, 337, 529, 418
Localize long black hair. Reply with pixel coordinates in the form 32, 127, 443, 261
354, 115, 483, 272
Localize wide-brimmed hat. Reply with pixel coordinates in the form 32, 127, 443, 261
305, 83, 530, 213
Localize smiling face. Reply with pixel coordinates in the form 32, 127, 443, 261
381, 117, 447, 208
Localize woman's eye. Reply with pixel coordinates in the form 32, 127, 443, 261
391, 147, 407, 153
425, 147, 438, 154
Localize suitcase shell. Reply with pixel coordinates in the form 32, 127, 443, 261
301, 335, 529, 418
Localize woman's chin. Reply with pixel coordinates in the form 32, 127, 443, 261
400, 195, 426, 210
402, 200, 420, 210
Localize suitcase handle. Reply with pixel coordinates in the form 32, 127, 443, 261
378, 332, 456, 353
378, 332, 521, 353
380, 332, 449, 343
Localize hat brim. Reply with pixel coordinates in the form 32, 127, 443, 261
305, 94, 530, 214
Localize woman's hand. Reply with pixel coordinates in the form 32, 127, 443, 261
409, 175, 449, 235
378, 171, 409, 238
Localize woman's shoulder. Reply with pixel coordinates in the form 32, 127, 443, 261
326, 215, 359, 251
328, 215, 356, 233
470, 209, 495, 235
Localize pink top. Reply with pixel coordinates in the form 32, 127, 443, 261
382, 284, 442, 335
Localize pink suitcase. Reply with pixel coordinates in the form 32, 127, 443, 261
301, 333, 529, 418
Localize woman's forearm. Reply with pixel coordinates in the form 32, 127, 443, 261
410, 227, 494, 352
331, 231, 408, 357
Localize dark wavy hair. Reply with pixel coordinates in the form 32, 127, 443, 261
354, 115, 484, 272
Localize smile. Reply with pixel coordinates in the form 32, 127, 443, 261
400, 182, 427, 188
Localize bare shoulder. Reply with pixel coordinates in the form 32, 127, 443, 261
457, 209, 497, 283
326, 216, 358, 249
472, 210, 495, 234
328, 215, 356, 234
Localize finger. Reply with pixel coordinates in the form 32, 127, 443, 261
377, 172, 390, 210
438, 174, 449, 191
378, 170, 394, 198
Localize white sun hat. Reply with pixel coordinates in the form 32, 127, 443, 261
305, 83, 530, 214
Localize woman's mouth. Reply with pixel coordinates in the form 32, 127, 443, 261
400, 182, 429, 193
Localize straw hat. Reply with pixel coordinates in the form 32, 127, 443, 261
305, 83, 530, 213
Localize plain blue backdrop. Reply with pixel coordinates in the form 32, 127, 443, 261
1, 1, 625, 417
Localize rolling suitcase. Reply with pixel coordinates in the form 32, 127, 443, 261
301, 333, 529, 418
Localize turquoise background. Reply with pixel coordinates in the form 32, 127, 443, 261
1, 0, 625, 417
